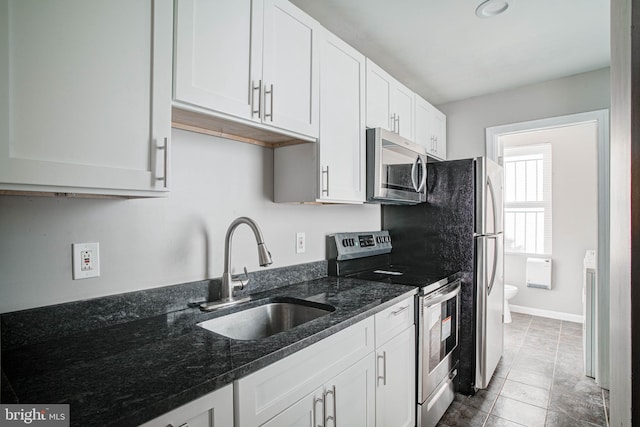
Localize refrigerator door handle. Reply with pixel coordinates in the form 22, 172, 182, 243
487, 235, 498, 295
487, 176, 498, 235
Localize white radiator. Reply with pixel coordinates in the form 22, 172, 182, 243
526, 258, 552, 289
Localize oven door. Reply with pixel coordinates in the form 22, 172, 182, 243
366, 127, 427, 204
418, 281, 461, 403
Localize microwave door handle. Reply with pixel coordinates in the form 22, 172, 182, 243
411, 156, 419, 192
417, 156, 427, 192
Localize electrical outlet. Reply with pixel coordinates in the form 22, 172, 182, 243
72, 242, 100, 279
296, 232, 306, 254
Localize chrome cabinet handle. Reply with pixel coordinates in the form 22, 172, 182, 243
322, 166, 330, 197
264, 84, 274, 121
396, 115, 401, 135
391, 305, 409, 316
390, 113, 396, 132
157, 137, 168, 188
251, 80, 262, 118
377, 352, 387, 385
324, 386, 336, 426
313, 396, 324, 427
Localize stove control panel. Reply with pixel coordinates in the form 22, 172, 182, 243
327, 230, 392, 261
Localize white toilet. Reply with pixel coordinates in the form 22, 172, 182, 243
504, 284, 519, 324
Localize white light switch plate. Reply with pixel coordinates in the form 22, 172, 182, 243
72, 242, 100, 279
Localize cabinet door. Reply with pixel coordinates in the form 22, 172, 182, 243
328, 355, 376, 427
415, 96, 447, 160
414, 95, 431, 152
430, 107, 447, 160
376, 326, 416, 427
138, 384, 233, 427
262, 0, 319, 138
365, 59, 393, 131
261, 388, 324, 427
0, 0, 172, 196
318, 29, 365, 203
392, 83, 415, 141
174, 0, 258, 121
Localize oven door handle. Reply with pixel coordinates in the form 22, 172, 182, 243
423, 283, 461, 306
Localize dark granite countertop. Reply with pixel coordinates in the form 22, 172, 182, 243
1, 276, 417, 427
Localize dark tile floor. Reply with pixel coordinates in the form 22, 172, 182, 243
438, 312, 610, 427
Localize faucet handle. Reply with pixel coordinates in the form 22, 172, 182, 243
233, 266, 250, 290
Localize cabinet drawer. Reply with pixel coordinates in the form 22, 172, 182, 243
375, 296, 414, 346
235, 317, 374, 427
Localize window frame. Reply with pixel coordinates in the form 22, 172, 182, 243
503, 143, 552, 256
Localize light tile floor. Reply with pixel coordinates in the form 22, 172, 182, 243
438, 312, 610, 427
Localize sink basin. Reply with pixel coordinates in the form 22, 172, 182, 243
197, 298, 335, 340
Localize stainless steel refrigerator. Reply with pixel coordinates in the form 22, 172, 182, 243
382, 157, 504, 394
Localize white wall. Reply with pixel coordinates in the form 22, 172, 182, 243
439, 67, 611, 160
502, 123, 598, 316
0, 129, 380, 313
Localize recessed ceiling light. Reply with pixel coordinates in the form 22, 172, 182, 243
475, 0, 510, 18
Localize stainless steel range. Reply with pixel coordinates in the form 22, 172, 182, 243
327, 230, 461, 427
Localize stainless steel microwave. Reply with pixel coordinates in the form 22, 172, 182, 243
366, 127, 428, 204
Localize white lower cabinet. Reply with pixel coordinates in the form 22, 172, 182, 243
262, 355, 375, 427
376, 325, 416, 427
235, 317, 374, 426
260, 388, 324, 427
329, 355, 376, 427
374, 296, 416, 427
138, 383, 233, 427
143, 298, 416, 427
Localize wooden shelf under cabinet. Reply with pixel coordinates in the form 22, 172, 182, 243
172, 107, 310, 148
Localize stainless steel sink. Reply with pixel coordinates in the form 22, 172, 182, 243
197, 298, 335, 340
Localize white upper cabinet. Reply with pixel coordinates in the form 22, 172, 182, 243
274, 28, 365, 204
173, 0, 255, 120
415, 95, 447, 160
173, 0, 319, 139
365, 58, 415, 141
0, 0, 172, 197
261, 0, 319, 138
317, 29, 366, 203
429, 105, 447, 159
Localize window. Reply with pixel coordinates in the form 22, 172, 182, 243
503, 143, 552, 255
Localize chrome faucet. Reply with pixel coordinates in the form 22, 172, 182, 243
201, 217, 273, 311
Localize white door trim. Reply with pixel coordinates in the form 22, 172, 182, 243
486, 109, 610, 388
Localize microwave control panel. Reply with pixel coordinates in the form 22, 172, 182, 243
327, 230, 392, 261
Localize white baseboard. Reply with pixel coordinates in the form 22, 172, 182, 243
510, 304, 584, 323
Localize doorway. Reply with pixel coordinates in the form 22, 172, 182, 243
485, 109, 610, 388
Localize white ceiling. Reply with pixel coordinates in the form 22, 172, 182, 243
289, 0, 611, 105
